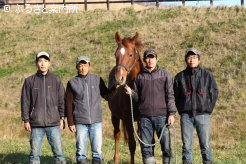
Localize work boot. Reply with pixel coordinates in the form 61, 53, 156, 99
92, 159, 103, 164
183, 160, 192, 164
55, 160, 66, 164
143, 157, 156, 164
163, 157, 171, 164
77, 159, 88, 164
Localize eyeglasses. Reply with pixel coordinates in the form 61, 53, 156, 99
186, 56, 198, 60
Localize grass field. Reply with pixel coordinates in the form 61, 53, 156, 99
0, 5, 246, 163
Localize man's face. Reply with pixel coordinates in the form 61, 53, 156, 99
144, 55, 157, 70
36, 57, 50, 74
77, 61, 90, 76
186, 55, 200, 68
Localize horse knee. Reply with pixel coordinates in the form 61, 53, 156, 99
128, 139, 136, 153
114, 131, 120, 140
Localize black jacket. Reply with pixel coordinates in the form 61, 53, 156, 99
21, 71, 65, 127
132, 66, 177, 117
174, 67, 218, 115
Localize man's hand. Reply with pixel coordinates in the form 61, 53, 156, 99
60, 119, 65, 130
168, 115, 175, 125
124, 85, 132, 95
69, 125, 76, 133
24, 122, 31, 132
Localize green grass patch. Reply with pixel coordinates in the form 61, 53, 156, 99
0, 68, 14, 78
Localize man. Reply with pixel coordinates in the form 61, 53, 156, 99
125, 49, 176, 164
173, 48, 218, 164
21, 51, 66, 164
65, 56, 114, 164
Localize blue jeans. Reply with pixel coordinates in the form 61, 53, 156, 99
140, 116, 171, 164
30, 126, 66, 164
76, 123, 103, 162
181, 113, 212, 163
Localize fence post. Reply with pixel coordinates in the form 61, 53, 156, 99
242, 0, 244, 7
156, 0, 159, 8
24, 0, 26, 9
43, 0, 46, 11
84, 0, 87, 11
107, 0, 109, 10
182, 0, 185, 6
131, 0, 133, 6
63, 0, 66, 6
210, 0, 213, 7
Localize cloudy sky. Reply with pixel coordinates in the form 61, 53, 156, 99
163, 0, 243, 7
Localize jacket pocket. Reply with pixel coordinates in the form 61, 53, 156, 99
30, 106, 43, 123
196, 88, 211, 113
30, 107, 34, 119
181, 82, 192, 112
47, 106, 60, 124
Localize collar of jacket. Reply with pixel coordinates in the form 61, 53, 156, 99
36, 70, 50, 77
185, 66, 200, 75
77, 74, 89, 78
143, 65, 159, 73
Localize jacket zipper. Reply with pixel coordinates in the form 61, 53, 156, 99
190, 74, 197, 115
44, 75, 47, 126
86, 81, 91, 124
150, 72, 153, 116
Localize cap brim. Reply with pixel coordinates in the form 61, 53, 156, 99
77, 60, 89, 64
36, 55, 50, 61
145, 54, 156, 58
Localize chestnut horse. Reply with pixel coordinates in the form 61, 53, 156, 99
108, 32, 144, 164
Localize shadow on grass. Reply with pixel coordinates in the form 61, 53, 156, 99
106, 160, 131, 164
0, 153, 74, 163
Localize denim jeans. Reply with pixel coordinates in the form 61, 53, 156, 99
76, 123, 103, 162
140, 116, 171, 164
181, 113, 212, 163
30, 126, 66, 164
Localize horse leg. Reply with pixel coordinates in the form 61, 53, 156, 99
125, 119, 136, 164
112, 114, 120, 164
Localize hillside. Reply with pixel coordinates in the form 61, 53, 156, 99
0, 6, 246, 163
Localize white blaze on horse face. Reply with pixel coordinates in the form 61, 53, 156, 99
120, 47, 126, 56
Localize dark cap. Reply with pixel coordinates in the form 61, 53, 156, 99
185, 48, 200, 59
143, 49, 157, 59
36, 51, 50, 61
76, 56, 90, 65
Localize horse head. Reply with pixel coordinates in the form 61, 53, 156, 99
114, 32, 144, 86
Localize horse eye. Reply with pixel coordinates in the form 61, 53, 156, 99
129, 54, 133, 57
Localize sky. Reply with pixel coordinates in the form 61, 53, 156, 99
162, 0, 243, 7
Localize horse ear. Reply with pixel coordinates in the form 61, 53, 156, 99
115, 32, 121, 44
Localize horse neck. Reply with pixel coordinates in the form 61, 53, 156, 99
127, 58, 142, 85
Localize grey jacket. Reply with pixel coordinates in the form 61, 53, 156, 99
132, 66, 177, 117
21, 71, 65, 127
65, 73, 110, 126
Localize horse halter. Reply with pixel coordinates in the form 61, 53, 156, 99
116, 46, 139, 74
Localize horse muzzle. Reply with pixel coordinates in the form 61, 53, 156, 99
115, 67, 127, 86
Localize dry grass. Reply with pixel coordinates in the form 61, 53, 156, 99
0, 6, 246, 163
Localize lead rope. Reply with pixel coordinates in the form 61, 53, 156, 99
129, 94, 177, 164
